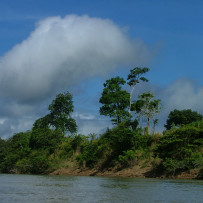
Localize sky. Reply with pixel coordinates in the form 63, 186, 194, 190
0, 0, 203, 139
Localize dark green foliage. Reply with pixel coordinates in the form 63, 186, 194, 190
118, 150, 137, 167
127, 67, 150, 86
69, 134, 88, 152
155, 122, 203, 175
0, 138, 5, 149
6, 132, 31, 152
100, 122, 152, 162
133, 91, 161, 134
33, 92, 77, 135
30, 128, 63, 153
0, 91, 77, 174
57, 139, 73, 159
76, 141, 101, 168
30, 92, 77, 155
130, 119, 139, 130
1, 77, 202, 178
165, 109, 203, 130
0, 138, 6, 162
0, 153, 20, 173
0, 132, 31, 173
48, 92, 77, 134
100, 122, 134, 157
33, 115, 51, 129
99, 76, 130, 124
28, 150, 50, 174
15, 150, 50, 174
5, 132, 31, 162
127, 67, 150, 113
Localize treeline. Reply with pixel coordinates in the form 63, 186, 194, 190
0, 67, 202, 178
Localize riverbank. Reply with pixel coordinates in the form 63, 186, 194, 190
49, 163, 202, 180
1, 120, 202, 178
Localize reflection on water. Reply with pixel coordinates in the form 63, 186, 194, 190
0, 174, 202, 203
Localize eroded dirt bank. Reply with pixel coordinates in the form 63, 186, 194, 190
49, 165, 201, 179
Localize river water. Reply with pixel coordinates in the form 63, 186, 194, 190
0, 174, 202, 203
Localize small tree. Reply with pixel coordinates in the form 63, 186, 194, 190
127, 67, 149, 114
134, 91, 161, 134
99, 76, 130, 125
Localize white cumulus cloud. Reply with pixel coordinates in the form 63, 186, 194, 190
0, 14, 151, 102
0, 14, 152, 138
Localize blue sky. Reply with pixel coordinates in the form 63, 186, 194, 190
0, 0, 203, 138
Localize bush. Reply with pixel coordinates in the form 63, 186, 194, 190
57, 139, 73, 159
100, 123, 134, 157
0, 153, 20, 173
155, 121, 203, 174
119, 150, 136, 166
30, 128, 63, 154
15, 158, 32, 174
28, 151, 50, 174
76, 143, 99, 168
162, 158, 180, 175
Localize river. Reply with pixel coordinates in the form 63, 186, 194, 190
0, 174, 202, 203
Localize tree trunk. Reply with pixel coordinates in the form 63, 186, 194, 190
129, 86, 135, 114
147, 117, 150, 135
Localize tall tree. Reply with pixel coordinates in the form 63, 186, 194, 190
30, 92, 77, 153
134, 91, 161, 134
48, 92, 77, 134
32, 92, 77, 135
127, 67, 149, 114
99, 76, 130, 125
165, 109, 203, 130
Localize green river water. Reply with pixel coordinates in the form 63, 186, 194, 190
0, 174, 202, 202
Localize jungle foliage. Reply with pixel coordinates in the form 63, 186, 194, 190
0, 68, 202, 179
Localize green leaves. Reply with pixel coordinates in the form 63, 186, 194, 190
127, 67, 149, 86
33, 92, 77, 134
127, 67, 150, 114
100, 76, 130, 124
155, 122, 203, 175
134, 91, 161, 134
48, 92, 77, 134
165, 109, 203, 130
99, 67, 153, 126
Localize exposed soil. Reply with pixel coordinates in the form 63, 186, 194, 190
49, 164, 201, 179
50, 165, 150, 178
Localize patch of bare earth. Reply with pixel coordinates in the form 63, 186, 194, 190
50, 163, 153, 178
49, 164, 202, 179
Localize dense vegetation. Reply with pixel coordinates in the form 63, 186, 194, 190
0, 67, 202, 179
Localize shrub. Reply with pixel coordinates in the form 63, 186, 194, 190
155, 121, 203, 174
76, 141, 102, 168
28, 151, 50, 174
15, 158, 32, 174
119, 150, 136, 166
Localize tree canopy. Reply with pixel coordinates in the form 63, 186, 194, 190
133, 91, 161, 134
99, 76, 130, 125
165, 109, 203, 130
48, 92, 77, 134
33, 92, 77, 134
127, 67, 149, 114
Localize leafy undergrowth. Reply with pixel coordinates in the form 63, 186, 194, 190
0, 120, 202, 179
